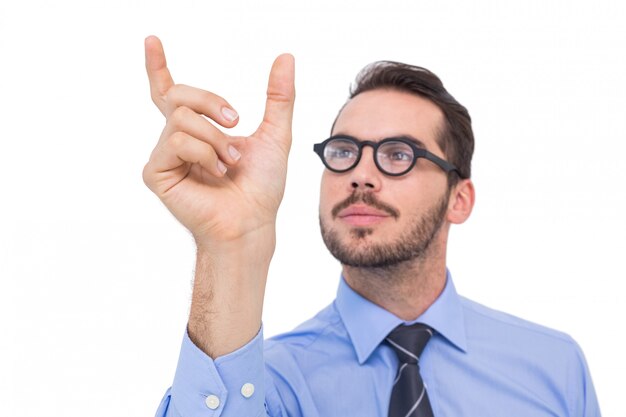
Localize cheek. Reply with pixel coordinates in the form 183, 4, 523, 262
319, 173, 333, 213
319, 171, 345, 217
386, 178, 439, 214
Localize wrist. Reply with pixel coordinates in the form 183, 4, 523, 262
188, 225, 275, 358
194, 221, 276, 254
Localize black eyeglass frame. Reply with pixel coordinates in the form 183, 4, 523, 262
313, 135, 460, 177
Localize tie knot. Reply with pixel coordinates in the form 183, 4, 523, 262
385, 323, 433, 364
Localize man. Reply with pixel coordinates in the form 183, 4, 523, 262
144, 36, 600, 417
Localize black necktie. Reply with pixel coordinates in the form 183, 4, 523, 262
386, 323, 435, 417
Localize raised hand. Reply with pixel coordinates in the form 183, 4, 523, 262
143, 36, 295, 246
143, 36, 296, 357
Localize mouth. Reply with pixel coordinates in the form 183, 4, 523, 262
337, 204, 391, 227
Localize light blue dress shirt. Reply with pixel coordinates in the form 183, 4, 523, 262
155, 271, 600, 417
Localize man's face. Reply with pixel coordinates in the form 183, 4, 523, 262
319, 89, 452, 268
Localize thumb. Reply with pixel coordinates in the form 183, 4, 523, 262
259, 54, 296, 144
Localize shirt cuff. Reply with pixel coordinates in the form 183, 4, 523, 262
169, 325, 265, 417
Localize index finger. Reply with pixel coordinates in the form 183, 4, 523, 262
145, 35, 174, 115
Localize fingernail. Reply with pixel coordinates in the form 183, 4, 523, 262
221, 107, 239, 122
217, 160, 227, 174
228, 145, 241, 161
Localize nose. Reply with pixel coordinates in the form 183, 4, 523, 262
348, 146, 382, 192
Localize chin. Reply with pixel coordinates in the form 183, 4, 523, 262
349, 227, 374, 239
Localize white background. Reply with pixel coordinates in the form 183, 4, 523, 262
1, 1, 624, 416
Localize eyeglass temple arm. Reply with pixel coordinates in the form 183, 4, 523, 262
421, 150, 460, 175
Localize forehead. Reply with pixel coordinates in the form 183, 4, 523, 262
332, 88, 445, 152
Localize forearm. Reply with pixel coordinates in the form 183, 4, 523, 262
188, 227, 275, 358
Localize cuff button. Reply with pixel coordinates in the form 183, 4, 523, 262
241, 382, 255, 398
205, 394, 220, 410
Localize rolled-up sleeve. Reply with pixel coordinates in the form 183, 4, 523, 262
156, 326, 267, 417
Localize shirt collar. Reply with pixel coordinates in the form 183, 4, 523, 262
335, 269, 468, 364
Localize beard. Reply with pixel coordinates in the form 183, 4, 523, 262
319, 191, 450, 269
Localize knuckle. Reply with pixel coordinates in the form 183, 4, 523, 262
142, 162, 154, 189
169, 105, 191, 128
168, 131, 187, 149
164, 83, 180, 103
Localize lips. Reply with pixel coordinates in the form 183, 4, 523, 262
337, 204, 390, 226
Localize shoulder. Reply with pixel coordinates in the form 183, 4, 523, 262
459, 295, 589, 379
457, 296, 598, 415
262, 300, 355, 389
264, 301, 347, 354
460, 296, 575, 344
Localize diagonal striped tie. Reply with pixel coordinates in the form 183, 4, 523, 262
386, 323, 435, 417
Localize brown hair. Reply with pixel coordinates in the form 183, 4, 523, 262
338, 61, 474, 183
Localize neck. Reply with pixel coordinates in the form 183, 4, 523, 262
342, 242, 447, 321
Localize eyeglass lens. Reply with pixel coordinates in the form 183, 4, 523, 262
323, 139, 415, 174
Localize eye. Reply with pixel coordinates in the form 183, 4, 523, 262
325, 140, 359, 160
380, 142, 414, 162
327, 147, 356, 159
389, 150, 412, 161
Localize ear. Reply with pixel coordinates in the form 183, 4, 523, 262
447, 179, 475, 224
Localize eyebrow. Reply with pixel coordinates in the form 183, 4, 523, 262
390, 135, 427, 149
331, 133, 427, 149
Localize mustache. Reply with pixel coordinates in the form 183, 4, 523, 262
331, 192, 400, 219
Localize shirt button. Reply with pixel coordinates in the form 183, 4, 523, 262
241, 382, 255, 398
205, 394, 220, 410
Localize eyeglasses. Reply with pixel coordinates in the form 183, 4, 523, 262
313, 135, 460, 177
